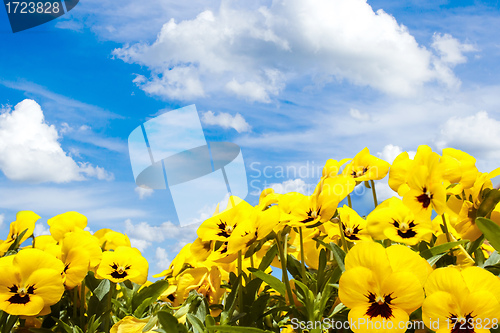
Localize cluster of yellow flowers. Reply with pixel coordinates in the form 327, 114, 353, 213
0, 211, 148, 319
1, 144, 500, 333
157, 145, 500, 332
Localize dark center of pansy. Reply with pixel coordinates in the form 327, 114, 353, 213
110, 262, 131, 279
351, 166, 369, 178
365, 292, 394, 319
416, 187, 433, 208
392, 219, 417, 238
216, 220, 236, 238
7, 284, 35, 304
449, 313, 475, 333
342, 223, 361, 240
301, 207, 322, 224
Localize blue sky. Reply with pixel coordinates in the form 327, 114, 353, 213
1, 0, 500, 277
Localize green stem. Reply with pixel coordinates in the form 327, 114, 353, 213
238, 250, 244, 312
275, 233, 294, 306
441, 214, 456, 258
103, 282, 115, 333
441, 214, 452, 243
298, 227, 307, 282
80, 283, 86, 329
347, 194, 352, 208
338, 219, 349, 253
370, 180, 378, 207
73, 287, 78, 319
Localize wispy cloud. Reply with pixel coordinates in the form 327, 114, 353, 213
201, 111, 251, 133
0, 80, 122, 123
0, 183, 148, 222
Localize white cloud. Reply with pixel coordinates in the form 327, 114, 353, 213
436, 111, 500, 159
113, 0, 460, 101
155, 247, 171, 270
377, 144, 417, 165
0, 214, 4, 229
79, 163, 115, 181
132, 66, 205, 100
0, 99, 113, 183
130, 239, 150, 252
349, 108, 371, 122
201, 111, 251, 133
124, 219, 198, 252
375, 182, 400, 201
34, 222, 50, 237
432, 33, 477, 67
135, 186, 154, 199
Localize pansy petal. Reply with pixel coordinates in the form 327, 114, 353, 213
345, 241, 391, 281
339, 267, 378, 309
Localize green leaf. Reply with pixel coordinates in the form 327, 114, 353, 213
93, 279, 110, 301
157, 311, 186, 333
142, 316, 157, 332
186, 313, 205, 333
257, 243, 278, 271
84, 271, 101, 292
484, 251, 500, 267
7, 229, 28, 252
315, 239, 345, 272
133, 297, 152, 318
427, 252, 448, 266
132, 280, 169, 312
420, 240, 468, 259
205, 315, 216, 333
477, 189, 500, 218
247, 268, 286, 298
476, 217, 500, 252
206, 326, 273, 332
467, 235, 484, 255
223, 274, 241, 312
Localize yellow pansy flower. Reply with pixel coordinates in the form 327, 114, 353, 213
322, 158, 351, 178
93, 229, 131, 250
61, 231, 102, 289
97, 246, 148, 284
403, 164, 447, 217
111, 316, 154, 333
440, 148, 478, 194
47, 211, 87, 241
0, 211, 40, 254
33, 235, 61, 259
176, 266, 224, 316
343, 147, 390, 181
197, 196, 253, 243
285, 176, 355, 227
335, 205, 371, 242
0, 248, 65, 316
448, 171, 499, 241
227, 204, 279, 254
422, 266, 500, 332
367, 197, 432, 245
388, 151, 413, 196
339, 242, 431, 332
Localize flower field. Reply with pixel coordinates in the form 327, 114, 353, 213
1, 145, 500, 333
